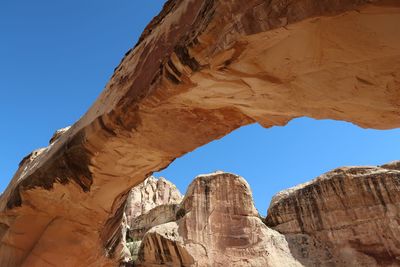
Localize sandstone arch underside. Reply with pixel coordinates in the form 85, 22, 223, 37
0, 0, 399, 266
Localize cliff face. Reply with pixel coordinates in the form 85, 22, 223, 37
0, 0, 399, 265
118, 163, 400, 267
124, 177, 182, 224
266, 163, 400, 266
134, 172, 301, 267
108, 177, 182, 264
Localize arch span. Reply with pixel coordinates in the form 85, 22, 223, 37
0, 0, 399, 266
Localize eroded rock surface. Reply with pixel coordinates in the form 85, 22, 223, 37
125, 177, 182, 223
135, 172, 302, 267
124, 167, 400, 266
115, 177, 182, 264
49, 126, 71, 144
0, 0, 399, 265
266, 165, 400, 266
128, 203, 180, 241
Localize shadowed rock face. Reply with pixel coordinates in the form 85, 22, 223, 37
0, 0, 399, 265
266, 165, 400, 266
135, 172, 302, 267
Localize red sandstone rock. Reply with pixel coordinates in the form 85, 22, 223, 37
128, 166, 400, 266
135, 172, 302, 267
115, 177, 182, 264
0, 0, 399, 265
266, 165, 400, 266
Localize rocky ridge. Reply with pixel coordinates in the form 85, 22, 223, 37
121, 162, 400, 266
266, 162, 400, 266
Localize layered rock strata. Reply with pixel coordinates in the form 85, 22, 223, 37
115, 177, 182, 264
0, 0, 399, 265
125, 165, 400, 266
125, 177, 182, 224
133, 172, 302, 267
128, 204, 180, 241
266, 164, 400, 266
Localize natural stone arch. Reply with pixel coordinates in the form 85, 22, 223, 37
0, 0, 399, 266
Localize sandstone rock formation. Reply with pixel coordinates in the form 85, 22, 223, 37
125, 176, 182, 224
113, 177, 182, 264
128, 203, 180, 241
134, 172, 302, 267
124, 166, 400, 266
266, 164, 400, 266
49, 126, 71, 145
0, 0, 399, 265
381, 160, 400, 171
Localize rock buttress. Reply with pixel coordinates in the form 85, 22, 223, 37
266, 165, 400, 266
135, 172, 302, 267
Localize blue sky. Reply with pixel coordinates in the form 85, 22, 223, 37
1, 1, 399, 215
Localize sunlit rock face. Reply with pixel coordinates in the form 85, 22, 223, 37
135, 172, 302, 267
266, 165, 400, 266
114, 177, 182, 265
48, 126, 71, 145
124, 166, 400, 267
0, 0, 399, 265
125, 176, 183, 224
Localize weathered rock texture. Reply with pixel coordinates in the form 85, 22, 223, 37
0, 0, 399, 265
124, 176, 182, 224
112, 177, 182, 264
49, 126, 71, 145
124, 167, 400, 266
135, 172, 302, 267
266, 164, 400, 266
128, 203, 180, 241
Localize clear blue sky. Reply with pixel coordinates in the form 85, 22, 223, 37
1, 1, 399, 215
